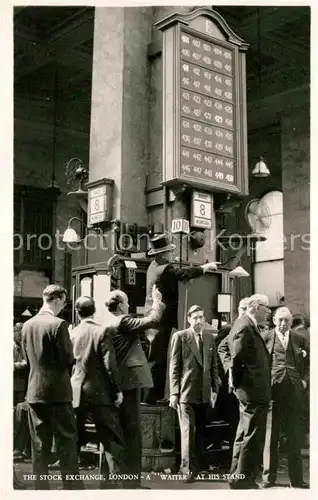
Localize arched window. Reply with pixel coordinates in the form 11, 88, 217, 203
254, 190, 284, 307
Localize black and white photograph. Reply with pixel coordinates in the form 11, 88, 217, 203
6, 1, 312, 491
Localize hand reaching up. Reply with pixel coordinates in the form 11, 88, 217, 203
152, 284, 162, 304
201, 262, 220, 273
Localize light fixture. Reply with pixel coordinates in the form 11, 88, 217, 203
252, 156, 270, 178
229, 265, 250, 278
252, 8, 270, 179
48, 60, 60, 190
62, 217, 84, 243
22, 307, 32, 317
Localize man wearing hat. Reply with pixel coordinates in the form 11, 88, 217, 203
143, 233, 219, 404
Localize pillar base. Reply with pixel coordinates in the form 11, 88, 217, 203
141, 404, 177, 472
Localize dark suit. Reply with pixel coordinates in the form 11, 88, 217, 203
219, 314, 271, 488
13, 342, 30, 455
22, 310, 80, 489
108, 301, 165, 487
215, 325, 239, 446
169, 328, 219, 473
71, 318, 125, 485
144, 260, 204, 402
261, 328, 309, 486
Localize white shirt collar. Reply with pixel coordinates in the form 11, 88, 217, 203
81, 317, 99, 325
275, 328, 290, 340
246, 311, 258, 327
39, 307, 54, 316
190, 327, 203, 337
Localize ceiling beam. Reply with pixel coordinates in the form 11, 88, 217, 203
239, 6, 308, 39
247, 83, 309, 127
58, 49, 92, 73
14, 7, 28, 16
14, 9, 94, 82
217, 8, 308, 64
258, 37, 309, 66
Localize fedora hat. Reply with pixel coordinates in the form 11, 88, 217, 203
148, 233, 176, 256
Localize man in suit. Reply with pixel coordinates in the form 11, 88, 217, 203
292, 313, 309, 341
144, 233, 219, 403
261, 307, 309, 488
214, 298, 249, 447
217, 297, 249, 375
71, 296, 125, 488
13, 322, 30, 460
104, 285, 165, 488
169, 305, 219, 482
22, 285, 81, 489
219, 294, 271, 489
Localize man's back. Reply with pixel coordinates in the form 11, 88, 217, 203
71, 319, 120, 407
22, 311, 73, 404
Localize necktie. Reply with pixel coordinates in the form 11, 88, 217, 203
198, 333, 203, 361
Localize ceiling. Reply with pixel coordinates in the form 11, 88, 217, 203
14, 6, 310, 105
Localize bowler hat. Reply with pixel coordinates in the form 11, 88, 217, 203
148, 233, 176, 256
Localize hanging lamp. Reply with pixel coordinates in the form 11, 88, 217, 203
252, 7, 270, 179
229, 265, 250, 278
22, 307, 32, 317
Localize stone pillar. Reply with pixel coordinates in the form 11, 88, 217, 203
88, 7, 152, 263
281, 108, 310, 316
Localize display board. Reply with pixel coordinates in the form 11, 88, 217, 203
158, 8, 249, 195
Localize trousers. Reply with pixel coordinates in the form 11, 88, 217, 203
76, 404, 126, 488
229, 398, 269, 488
263, 378, 304, 486
177, 403, 207, 474
119, 388, 142, 488
28, 402, 82, 489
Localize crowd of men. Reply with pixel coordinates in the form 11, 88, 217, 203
13, 233, 310, 490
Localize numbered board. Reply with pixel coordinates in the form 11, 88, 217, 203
87, 178, 114, 227
191, 191, 213, 229
88, 185, 107, 225
171, 218, 190, 234
159, 10, 249, 195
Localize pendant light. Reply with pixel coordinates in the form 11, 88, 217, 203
22, 307, 32, 317
229, 265, 250, 278
48, 60, 60, 189
252, 7, 270, 179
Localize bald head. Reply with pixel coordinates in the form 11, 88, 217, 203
247, 294, 270, 324
75, 296, 95, 318
105, 290, 129, 315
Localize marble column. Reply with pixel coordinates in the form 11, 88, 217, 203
88, 7, 152, 262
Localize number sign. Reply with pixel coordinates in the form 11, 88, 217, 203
171, 219, 190, 234
87, 178, 114, 227
191, 191, 213, 229
88, 186, 107, 225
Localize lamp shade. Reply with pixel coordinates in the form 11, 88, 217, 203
62, 227, 81, 243
229, 265, 250, 278
252, 157, 270, 178
22, 307, 32, 317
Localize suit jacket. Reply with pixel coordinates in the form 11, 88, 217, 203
261, 328, 309, 388
108, 301, 165, 390
71, 318, 121, 408
225, 314, 271, 404
13, 342, 28, 393
22, 310, 74, 404
169, 328, 219, 404
216, 324, 232, 376
144, 260, 204, 328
